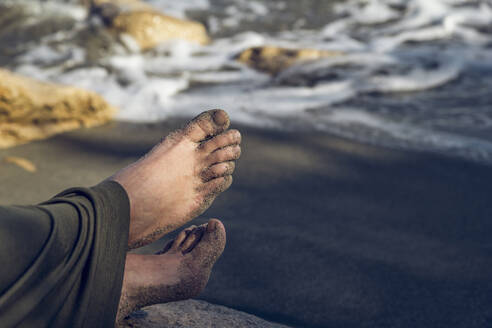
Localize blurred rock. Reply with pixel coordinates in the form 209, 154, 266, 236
3, 156, 37, 173
236, 46, 342, 75
120, 299, 291, 328
0, 69, 116, 148
91, 0, 210, 51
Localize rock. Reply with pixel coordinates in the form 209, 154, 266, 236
120, 300, 292, 328
236, 46, 342, 75
91, 0, 210, 50
0, 69, 116, 148
3, 156, 36, 173
111, 11, 210, 50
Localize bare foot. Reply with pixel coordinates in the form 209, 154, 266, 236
116, 219, 226, 325
110, 109, 241, 249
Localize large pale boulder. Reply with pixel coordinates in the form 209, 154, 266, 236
91, 0, 210, 50
0, 69, 116, 148
236, 46, 342, 75
121, 300, 292, 328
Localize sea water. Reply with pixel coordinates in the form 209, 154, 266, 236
1, 0, 492, 163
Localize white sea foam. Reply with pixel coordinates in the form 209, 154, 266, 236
216, 0, 270, 29
5, 0, 492, 163
345, 0, 400, 25
145, 0, 210, 19
366, 62, 462, 93
2, 0, 87, 21
170, 80, 357, 119
320, 109, 492, 163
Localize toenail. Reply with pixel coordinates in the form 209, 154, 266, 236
207, 220, 217, 232
213, 110, 227, 125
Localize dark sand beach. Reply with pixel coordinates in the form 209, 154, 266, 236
1, 120, 491, 328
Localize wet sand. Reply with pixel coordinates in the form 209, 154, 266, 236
1, 120, 491, 328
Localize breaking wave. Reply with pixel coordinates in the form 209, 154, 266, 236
2, 0, 492, 163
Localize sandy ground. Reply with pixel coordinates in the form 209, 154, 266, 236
1, 119, 491, 328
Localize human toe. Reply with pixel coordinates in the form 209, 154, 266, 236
184, 109, 230, 142
188, 219, 226, 268
201, 161, 235, 182
202, 175, 233, 196
206, 145, 241, 166
201, 129, 241, 153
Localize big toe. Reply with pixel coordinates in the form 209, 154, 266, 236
188, 219, 226, 269
184, 109, 230, 142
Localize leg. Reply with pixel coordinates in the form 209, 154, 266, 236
116, 219, 226, 324
0, 182, 130, 327
111, 109, 242, 249
0, 109, 238, 327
